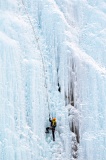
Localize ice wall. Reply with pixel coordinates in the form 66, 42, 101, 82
0, 0, 106, 160
0, 1, 50, 159
0, 0, 74, 159
77, 1, 106, 159
79, 0, 106, 66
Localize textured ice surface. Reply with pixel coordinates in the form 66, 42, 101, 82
0, 0, 106, 160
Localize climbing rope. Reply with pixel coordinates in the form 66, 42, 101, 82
18, 0, 51, 116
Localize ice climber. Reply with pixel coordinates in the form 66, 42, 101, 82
45, 117, 57, 141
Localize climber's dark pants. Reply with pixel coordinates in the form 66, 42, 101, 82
46, 127, 55, 141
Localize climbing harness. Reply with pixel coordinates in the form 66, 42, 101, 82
18, 0, 51, 117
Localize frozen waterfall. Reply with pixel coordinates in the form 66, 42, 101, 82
0, 0, 106, 160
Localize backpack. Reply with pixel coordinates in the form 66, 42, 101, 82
52, 120, 56, 127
